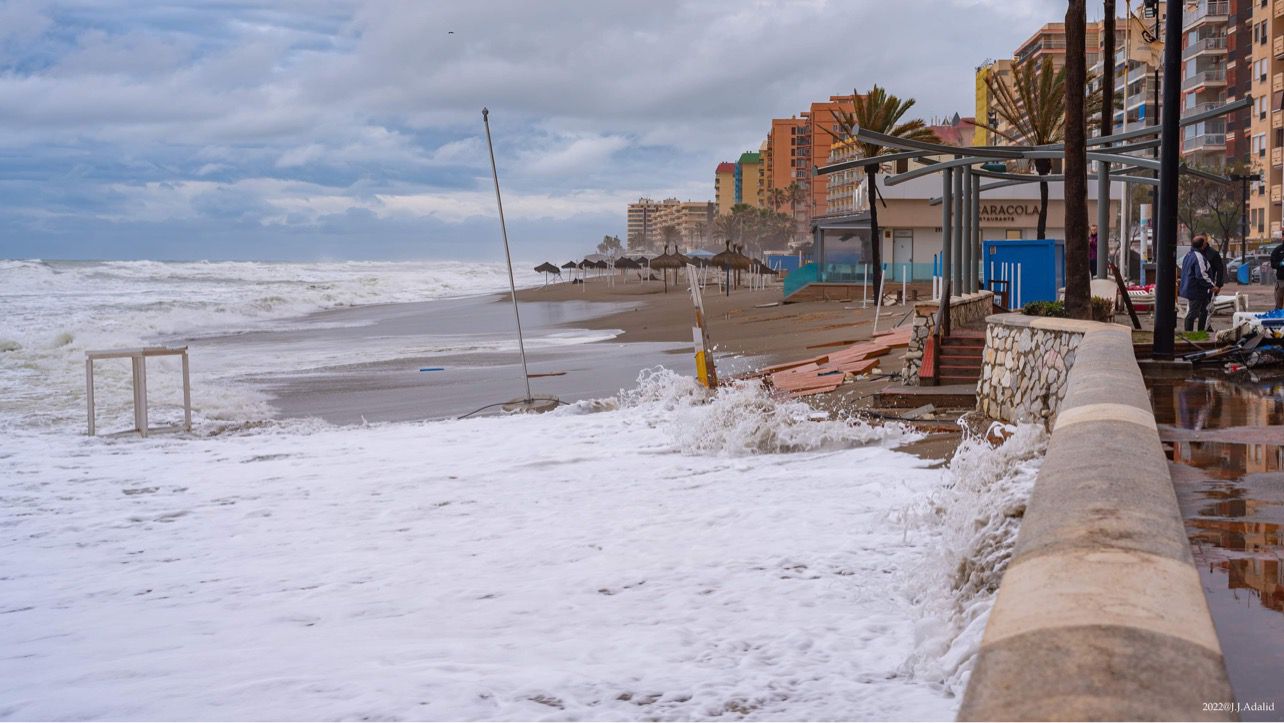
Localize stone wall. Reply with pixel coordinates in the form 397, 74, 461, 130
975, 314, 1108, 426
959, 320, 1234, 721
900, 290, 994, 384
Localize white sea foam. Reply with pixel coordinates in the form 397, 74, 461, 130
0, 364, 963, 721
0, 260, 534, 432
902, 422, 1047, 697
0, 261, 1027, 720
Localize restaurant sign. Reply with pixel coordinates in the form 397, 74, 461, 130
980, 202, 1040, 223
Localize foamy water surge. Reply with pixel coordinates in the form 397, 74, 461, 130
0, 260, 529, 431
1, 366, 968, 720
901, 422, 1047, 697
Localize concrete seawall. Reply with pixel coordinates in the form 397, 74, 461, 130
958, 318, 1236, 721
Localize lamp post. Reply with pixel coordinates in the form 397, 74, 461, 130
1229, 172, 1261, 263
1154, 0, 1182, 360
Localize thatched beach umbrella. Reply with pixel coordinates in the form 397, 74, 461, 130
533, 261, 560, 286
649, 244, 684, 293
711, 241, 751, 295
561, 261, 579, 283
613, 256, 639, 284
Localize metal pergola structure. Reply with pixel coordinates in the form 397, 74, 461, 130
813, 95, 1250, 300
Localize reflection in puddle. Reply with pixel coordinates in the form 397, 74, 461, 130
1150, 377, 1284, 716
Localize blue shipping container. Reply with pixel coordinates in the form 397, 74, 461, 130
982, 238, 1065, 309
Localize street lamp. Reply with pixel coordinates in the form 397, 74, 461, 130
1228, 172, 1262, 263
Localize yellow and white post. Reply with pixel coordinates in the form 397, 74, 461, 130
686, 264, 718, 388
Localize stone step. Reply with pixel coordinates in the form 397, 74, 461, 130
875, 383, 977, 408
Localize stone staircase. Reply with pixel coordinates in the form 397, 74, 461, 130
936, 330, 985, 386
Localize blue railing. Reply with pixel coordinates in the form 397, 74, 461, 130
783, 262, 820, 297
784, 261, 940, 297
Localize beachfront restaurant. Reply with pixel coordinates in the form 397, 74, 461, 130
784, 173, 1121, 301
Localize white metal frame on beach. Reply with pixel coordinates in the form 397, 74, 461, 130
85, 346, 191, 437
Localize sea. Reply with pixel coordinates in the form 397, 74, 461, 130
0, 259, 1045, 720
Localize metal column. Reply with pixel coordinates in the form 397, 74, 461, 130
941, 168, 953, 296
1096, 157, 1111, 278
952, 162, 964, 292
969, 168, 981, 293
814, 226, 825, 281
1154, 0, 1182, 359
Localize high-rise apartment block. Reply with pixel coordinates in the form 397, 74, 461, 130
626, 198, 715, 251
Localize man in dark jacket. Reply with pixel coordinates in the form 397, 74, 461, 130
1272, 242, 1284, 310
1198, 236, 1225, 294
1180, 235, 1215, 332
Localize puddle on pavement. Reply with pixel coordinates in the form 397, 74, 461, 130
1149, 376, 1284, 717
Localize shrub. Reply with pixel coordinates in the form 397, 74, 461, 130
1021, 300, 1067, 318
1090, 296, 1114, 322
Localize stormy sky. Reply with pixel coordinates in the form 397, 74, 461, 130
0, 0, 1070, 261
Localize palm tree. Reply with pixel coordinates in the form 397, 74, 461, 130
1063, 0, 1090, 319
661, 225, 680, 256
974, 57, 1103, 240
768, 187, 787, 213
691, 220, 708, 250
832, 85, 940, 293
785, 182, 807, 244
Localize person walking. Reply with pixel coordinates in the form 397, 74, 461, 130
1272, 241, 1284, 310
1180, 235, 1215, 332
1089, 224, 1099, 272
1197, 235, 1225, 329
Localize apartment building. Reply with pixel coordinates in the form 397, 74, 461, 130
714, 162, 735, 215
824, 115, 974, 217
1014, 21, 1103, 71
626, 198, 663, 250
974, 59, 1013, 145
627, 198, 716, 251
1245, 0, 1284, 242
763, 116, 807, 209
735, 151, 764, 209
1183, 0, 1233, 165
652, 199, 716, 249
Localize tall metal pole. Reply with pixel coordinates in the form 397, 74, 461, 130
1150, 67, 1160, 265
971, 168, 982, 293
1097, 0, 1116, 279
952, 160, 964, 292
963, 167, 974, 293
941, 167, 954, 296
1154, 1, 1182, 359
482, 108, 533, 401
1240, 174, 1250, 263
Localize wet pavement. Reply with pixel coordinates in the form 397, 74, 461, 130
1150, 375, 1284, 718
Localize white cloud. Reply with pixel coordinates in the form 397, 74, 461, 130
522, 135, 629, 175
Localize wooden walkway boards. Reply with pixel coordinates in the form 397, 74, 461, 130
754, 326, 913, 397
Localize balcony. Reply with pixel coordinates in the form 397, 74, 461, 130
1275, 148, 1283, 167
1182, 69, 1228, 90
1186, 133, 1228, 152
1277, 73, 1284, 93
1182, 102, 1225, 117
1277, 0, 1284, 18
1273, 187, 1282, 204
1183, 36, 1228, 60
1277, 35, 1284, 59
1185, 0, 1229, 27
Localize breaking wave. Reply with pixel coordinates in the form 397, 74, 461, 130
901, 422, 1047, 696
610, 366, 916, 456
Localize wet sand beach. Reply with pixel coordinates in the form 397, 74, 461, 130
191, 274, 917, 425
